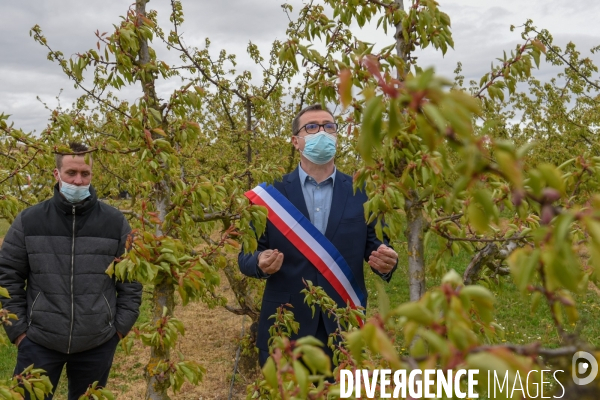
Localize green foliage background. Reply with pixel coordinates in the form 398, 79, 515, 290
1, 0, 600, 399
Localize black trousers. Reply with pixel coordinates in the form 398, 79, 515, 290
14, 334, 120, 400
259, 315, 333, 368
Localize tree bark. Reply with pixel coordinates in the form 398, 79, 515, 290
394, 0, 410, 75
404, 195, 426, 300
395, 0, 426, 301
135, 1, 175, 398
463, 241, 517, 285
136, 0, 159, 109
145, 185, 172, 400
223, 262, 260, 373
245, 99, 254, 189
145, 279, 175, 400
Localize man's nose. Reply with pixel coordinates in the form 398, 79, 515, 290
73, 174, 84, 185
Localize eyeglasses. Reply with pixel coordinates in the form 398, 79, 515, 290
295, 123, 338, 135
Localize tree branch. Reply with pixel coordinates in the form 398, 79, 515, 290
533, 29, 600, 91
0, 149, 42, 186
433, 213, 463, 223
191, 211, 240, 223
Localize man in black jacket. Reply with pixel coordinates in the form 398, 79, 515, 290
0, 142, 142, 399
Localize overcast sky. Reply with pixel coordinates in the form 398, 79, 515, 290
1, 0, 599, 133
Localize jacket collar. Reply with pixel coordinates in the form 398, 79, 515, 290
297, 163, 337, 187
52, 183, 98, 215
284, 166, 350, 240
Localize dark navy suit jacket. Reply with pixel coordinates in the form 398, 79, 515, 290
238, 167, 397, 352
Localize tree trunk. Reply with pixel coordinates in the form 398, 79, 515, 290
226, 99, 261, 373
145, 279, 175, 400
245, 99, 254, 189
246, 99, 252, 165
394, 0, 410, 73
134, 1, 176, 398
404, 195, 426, 301
395, 0, 426, 301
145, 184, 173, 399
136, 0, 159, 107
223, 263, 260, 374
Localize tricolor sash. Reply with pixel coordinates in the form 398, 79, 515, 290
245, 183, 366, 310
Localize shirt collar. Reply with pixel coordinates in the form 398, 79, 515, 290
298, 163, 336, 186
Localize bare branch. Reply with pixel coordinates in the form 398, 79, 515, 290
533, 29, 600, 91
191, 211, 240, 223
437, 230, 530, 243
95, 157, 128, 184
433, 213, 463, 223
0, 149, 42, 185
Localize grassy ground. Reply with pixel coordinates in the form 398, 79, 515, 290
0, 219, 14, 385
366, 239, 600, 349
1, 221, 599, 398
0, 219, 8, 237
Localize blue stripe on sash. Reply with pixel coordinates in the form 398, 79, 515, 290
260, 183, 366, 306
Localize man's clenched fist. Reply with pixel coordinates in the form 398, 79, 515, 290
258, 249, 284, 275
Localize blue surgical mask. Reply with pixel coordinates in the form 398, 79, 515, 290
300, 132, 337, 165
58, 174, 91, 203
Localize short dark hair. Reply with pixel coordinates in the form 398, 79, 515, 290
55, 142, 91, 170
292, 104, 334, 136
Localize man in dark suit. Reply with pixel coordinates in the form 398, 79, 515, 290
238, 104, 398, 367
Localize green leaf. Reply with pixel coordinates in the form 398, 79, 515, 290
467, 202, 490, 233
262, 357, 278, 389
460, 285, 495, 309
537, 163, 565, 195
418, 328, 450, 358
358, 96, 384, 164
587, 219, 600, 246
390, 302, 434, 325
387, 98, 401, 137
338, 69, 353, 109
300, 345, 331, 375
509, 248, 540, 293
473, 189, 498, 224
554, 213, 575, 244
374, 280, 390, 318
293, 360, 309, 397
422, 103, 447, 135
495, 150, 522, 188
531, 49, 541, 68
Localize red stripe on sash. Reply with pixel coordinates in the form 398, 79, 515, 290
246, 190, 358, 310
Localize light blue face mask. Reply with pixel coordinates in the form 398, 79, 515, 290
58, 174, 91, 203
300, 132, 337, 165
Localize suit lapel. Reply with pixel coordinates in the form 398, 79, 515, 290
324, 170, 349, 240
283, 168, 310, 219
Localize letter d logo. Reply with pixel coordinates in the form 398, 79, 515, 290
572, 351, 598, 385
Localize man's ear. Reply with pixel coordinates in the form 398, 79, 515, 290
291, 136, 300, 151
53, 168, 60, 183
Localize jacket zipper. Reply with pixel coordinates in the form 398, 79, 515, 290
67, 205, 75, 353
102, 294, 113, 327
27, 292, 41, 327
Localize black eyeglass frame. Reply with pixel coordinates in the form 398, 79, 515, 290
294, 123, 338, 136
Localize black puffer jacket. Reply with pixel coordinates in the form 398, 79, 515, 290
0, 184, 142, 354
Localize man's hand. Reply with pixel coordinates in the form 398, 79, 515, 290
368, 244, 398, 274
15, 333, 26, 348
258, 249, 284, 275
117, 331, 124, 340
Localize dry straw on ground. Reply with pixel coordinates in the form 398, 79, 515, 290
108, 272, 259, 399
